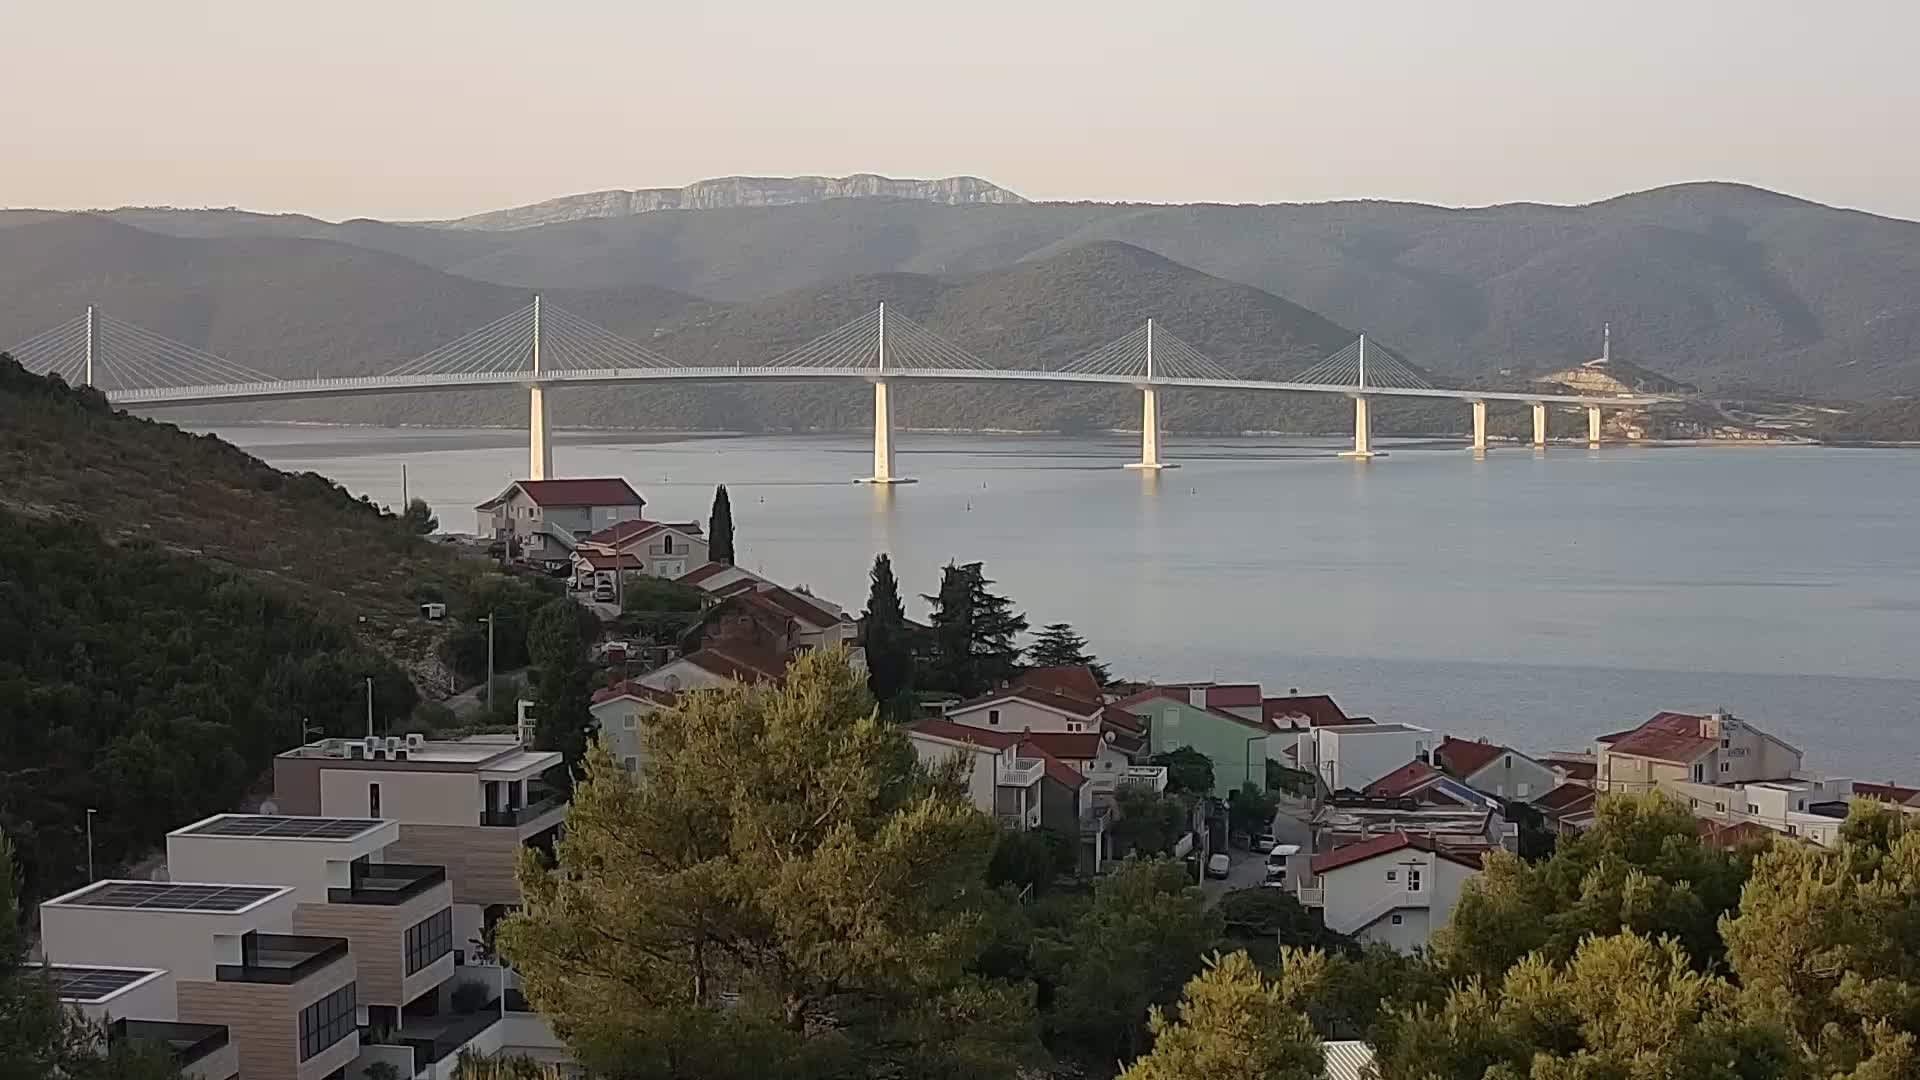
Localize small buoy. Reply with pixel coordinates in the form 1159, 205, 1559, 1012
966, 500, 973, 511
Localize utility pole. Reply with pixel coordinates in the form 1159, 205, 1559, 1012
401, 464, 409, 508
482, 613, 496, 711
85, 808, 97, 883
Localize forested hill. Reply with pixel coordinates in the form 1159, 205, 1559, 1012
0, 357, 548, 901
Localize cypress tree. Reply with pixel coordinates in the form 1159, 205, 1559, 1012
709, 485, 735, 565
863, 554, 913, 720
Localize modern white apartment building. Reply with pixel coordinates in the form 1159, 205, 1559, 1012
273, 734, 565, 961
40, 880, 359, 1080
48, 965, 240, 1080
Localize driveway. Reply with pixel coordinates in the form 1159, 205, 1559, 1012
1201, 804, 1314, 902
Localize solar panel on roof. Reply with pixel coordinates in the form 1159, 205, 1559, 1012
48, 966, 158, 1002
69, 881, 279, 912
182, 816, 381, 840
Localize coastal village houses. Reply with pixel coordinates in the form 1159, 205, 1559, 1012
1116, 685, 1275, 801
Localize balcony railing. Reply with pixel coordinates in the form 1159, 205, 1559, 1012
396, 999, 503, 1066
328, 863, 446, 906
996, 758, 1045, 788
1119, 765, 1169, 793
215, 933, 348, 984
109, 1018, 230, 1066
480, 791, 565, 827
1296, 885, 1324, 906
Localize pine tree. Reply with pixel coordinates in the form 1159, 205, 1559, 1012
862, 554, 913, 720
1027, 622, 1111, 684
709, 485, 735, 565
1118, 951, 1324, 1080
0, 832, 115, 1079
924, 561, 1027, 697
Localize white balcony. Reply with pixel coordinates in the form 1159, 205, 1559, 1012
1119, 765, 1169, 793
1296, 884, 1324, 907
996, 757, 1045, 789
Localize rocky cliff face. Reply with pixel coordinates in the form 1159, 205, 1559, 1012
439, 174, 1024, 230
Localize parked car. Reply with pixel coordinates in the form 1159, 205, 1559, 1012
1254, 831, 1278, 853
592, 583, 615, 602
1205, 853, 1231, 879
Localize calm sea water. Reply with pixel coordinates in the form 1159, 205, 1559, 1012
207, 425, 1920, 781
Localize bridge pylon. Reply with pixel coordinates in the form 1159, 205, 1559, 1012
527, 295, 554, 480
857, 303, 914, 484
1531, 401, 1548, 448
1125, 319, 1175, 470
1470, 399, 1488, 453
1338, 334, 1382, 459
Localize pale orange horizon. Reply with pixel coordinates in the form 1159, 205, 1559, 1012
6, 0, 1918, 223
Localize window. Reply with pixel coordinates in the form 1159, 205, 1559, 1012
1390, 914, 1403, 925
405, 908, 453, 975
624, 756, 639, 774
1516, 782, 1531, 797
1385, 870, 1396, 882
1066, 722, 1083, 733
1721, 762, 1731, 773
368, 783, 381, 818
988, 709, 1000, 726
1407, 868, 1423, 892
1693, 764, 1704, 782
299, 982, 357, 1061
663, 535, 674, 554
1796, 800, 1806, 811
1715, 802, 1726, 813
624, 714, 636, 730
1787, 824, 1798, 837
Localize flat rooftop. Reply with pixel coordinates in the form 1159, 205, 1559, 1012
48, 965, 167, 1003
176, 815, 385, 841
1324, 722, 1425, 734
279, 732, 554, 767
47, 881, 289, 914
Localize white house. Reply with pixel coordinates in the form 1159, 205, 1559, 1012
574, 519, 708, 581
475, 478, 645, 565
1294, 723, 1435, 792
1297, 832, 1484, 952
945, 685, 1105, 735
1432, 737, 1558, 801
588, 680, 680, 775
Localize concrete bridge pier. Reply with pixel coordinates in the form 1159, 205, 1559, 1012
857, 377, 913, 484
1339, 395, 1380, 459
1587, 404, 1603, 446
1470, 400, 1488, 452
1531, 401, 1548, 448
1124, 384, 1174, 470
528, 383, 552, 480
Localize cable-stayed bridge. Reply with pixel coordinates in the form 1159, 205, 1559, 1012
7, 300, 1664, 479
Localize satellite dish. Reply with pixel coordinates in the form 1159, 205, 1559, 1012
1103, 730, 1116, 744
258, 800, 280, 816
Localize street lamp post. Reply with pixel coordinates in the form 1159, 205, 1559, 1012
481, 613, 496, 711
86, 808, 97, 882
1244, 734, 1266, 789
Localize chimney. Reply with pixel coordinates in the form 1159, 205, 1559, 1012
1188, 687, 1207, 708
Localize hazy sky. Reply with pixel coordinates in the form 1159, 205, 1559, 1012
6, 0, 1919, 222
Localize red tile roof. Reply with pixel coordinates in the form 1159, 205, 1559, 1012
1112, 687, 1271, 731
1606, 712, 1717, 764
1310, 831, 1487, 875
1365, 760, 1441, 798
677, 561, 739, 586
1013, 731, 1105, 761
591, 679, 679, 707
680, 647, 784, 684
954, 685, 1103, 720
1531, 782, 1597, 815
1551, 759, 1598, 781
583, 519, 704, 547
1100, 705, 1145, 735
1853, 781, 1920, 807
1698, 820, 1782, 850
758, 587, 842, 629
906, 721, 1089, 790
711, 578, 761, 598
1164, 683, 1262, 709
506, 478, 643, 508
907, 718, 1022, 750
1017, 666, 1104, 704
1434, 737, 1508, 779
575, 552, 648, 572
1262, 694, 1350, 729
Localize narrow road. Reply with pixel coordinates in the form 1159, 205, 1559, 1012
1200, 803, 1315, 902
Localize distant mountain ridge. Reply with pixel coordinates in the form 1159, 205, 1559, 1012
432, 174, 1025, 230
4, 179, 1917, 398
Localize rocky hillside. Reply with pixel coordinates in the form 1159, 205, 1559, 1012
432, 174, 1026, 230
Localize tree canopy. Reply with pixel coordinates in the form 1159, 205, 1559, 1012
1118, 950, 1324, 1080
1027, 623, 1110, 685
499, 650, 1040, 1079
401, 497, 438, 535
1149, 748, 1216, 799
924, 561, 1027, 697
